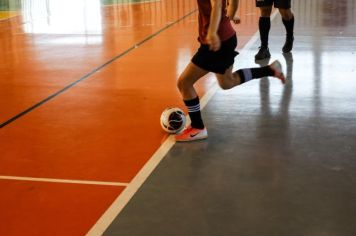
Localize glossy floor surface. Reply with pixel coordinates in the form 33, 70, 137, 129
1, 0, 356, 235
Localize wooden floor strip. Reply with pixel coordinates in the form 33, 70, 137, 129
0, 175, 128, 187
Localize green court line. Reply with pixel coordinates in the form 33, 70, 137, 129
0, 0, 156, 11
101, 0, 158, 5
0, 0, 22, 11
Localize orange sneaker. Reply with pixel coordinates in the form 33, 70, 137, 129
175, 126, 208, 142
270, 60, 286, 84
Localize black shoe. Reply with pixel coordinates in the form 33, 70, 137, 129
255, 47, 271, 60
282, 36, 294, 53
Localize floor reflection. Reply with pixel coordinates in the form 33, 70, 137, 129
22, 0, 102, 34
256, 52, 294, 148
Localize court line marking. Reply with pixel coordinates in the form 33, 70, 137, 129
86, 87, 220, 236
0, 14, 19, 21
103, 0, 161, 6
86, 10, 279, 235
0, 9, 197, 129
0, 175, 128, 186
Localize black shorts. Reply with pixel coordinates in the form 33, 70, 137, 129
255, 0, 291, 9
191, 35, 238, 75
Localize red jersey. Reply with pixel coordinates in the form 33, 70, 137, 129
197, 0, 236, 44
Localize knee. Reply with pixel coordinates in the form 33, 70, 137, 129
177, 78, 184, 92
260, 7, 272, 17
177, 76, 190, 92
217, 81, 231, 90
279, 9, 293, 20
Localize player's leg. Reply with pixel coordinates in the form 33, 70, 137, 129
215, 34, 285, 88
176, 62, 209, 141
255, 0, 273, 60
276, 0, 294, 52
176, 35, 237, 141
216, 60, 286, 90
215, 66, 242, 90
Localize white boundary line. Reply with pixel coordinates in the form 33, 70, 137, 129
87, 10, 279, 236
86, 135, 176, 235
0, 175, 128, 187
86, 85, 218, 236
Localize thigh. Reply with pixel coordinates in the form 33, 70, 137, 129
274, 0, 291, 9
256, 0, 273, 8
191, 35, 238, 75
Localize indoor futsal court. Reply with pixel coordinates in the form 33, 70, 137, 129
1, 0, 356, 235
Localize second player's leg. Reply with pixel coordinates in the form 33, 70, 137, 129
279, 8, 294, 53
255, 6, 273, 60
275, 0, 295, 53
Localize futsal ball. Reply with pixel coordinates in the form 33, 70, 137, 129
160, 107, 186, 134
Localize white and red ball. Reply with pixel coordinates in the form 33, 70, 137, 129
160, 107, 186, 134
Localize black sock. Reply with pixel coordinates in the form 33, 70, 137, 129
259, 17, 271, 48
237, 66, 274, 83
282, 15, 294, 39
184, 97, 204, 129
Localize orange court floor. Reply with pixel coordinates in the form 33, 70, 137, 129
0, 0, 261, 235
4, 1, 356, 236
